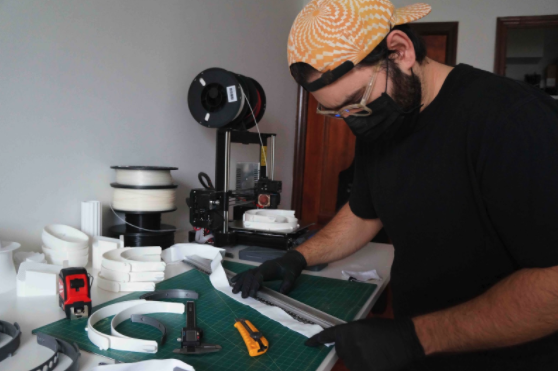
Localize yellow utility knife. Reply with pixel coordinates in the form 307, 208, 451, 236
234, 318, 269, 356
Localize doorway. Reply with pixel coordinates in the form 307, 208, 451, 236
291, 22, 459, 229
494, 15, 558, 98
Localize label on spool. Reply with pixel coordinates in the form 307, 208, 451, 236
227, 86, 238, 103
260, 146, 267, 166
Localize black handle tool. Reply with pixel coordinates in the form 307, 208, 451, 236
174, 301, 222, 355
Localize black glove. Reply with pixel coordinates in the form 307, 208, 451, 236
230, 250, 307, 298
305, 317, 425, 371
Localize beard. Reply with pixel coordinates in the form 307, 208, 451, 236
388, 61, 422, 112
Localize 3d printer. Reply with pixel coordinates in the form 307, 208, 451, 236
186, 68, 310, 248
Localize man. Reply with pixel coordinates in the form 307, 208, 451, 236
231, 1, 558, 370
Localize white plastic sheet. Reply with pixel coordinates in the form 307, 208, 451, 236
162, 243, 323, 338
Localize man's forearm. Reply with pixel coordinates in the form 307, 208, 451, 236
296, 203, 383, 266
413, 266, 558, 355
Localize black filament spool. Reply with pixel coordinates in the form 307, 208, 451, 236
109, 224, 176, 249
188, 68, 266, 131
124, 213, 162, 233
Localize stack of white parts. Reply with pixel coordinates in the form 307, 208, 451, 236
41, 224, 90, 267
81, 201, 102, 239
98, 247, 166, 293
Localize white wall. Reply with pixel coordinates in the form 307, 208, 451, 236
0, 0, 301, 251
302, 0, 558, 73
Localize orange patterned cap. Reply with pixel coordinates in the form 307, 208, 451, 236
288, 0, 431, 91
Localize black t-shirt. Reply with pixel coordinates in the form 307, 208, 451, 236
349, 64, 558, 370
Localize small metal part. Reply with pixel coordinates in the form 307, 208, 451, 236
33, 333, 80, 371
139, 289, 199, 301
183, 256, 346, 328
131, 314, 168, 345
70, 305, 89, 320
0, 321, 21, 362
173, 301, 222, 355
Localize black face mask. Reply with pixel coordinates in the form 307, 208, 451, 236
343, 93, 422, 143
343, 63, 422, 143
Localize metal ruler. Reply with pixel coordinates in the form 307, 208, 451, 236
183, 256, 346, 329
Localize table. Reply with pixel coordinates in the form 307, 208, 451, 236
0, 242, 393, 371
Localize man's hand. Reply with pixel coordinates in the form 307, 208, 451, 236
305, 318, 425, 371
230, 250, 307, 298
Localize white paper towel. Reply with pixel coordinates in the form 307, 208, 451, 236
162, 244, 324, 338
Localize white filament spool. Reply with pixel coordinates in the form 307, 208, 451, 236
115, 170, 174, 187
112, 188, 176, 212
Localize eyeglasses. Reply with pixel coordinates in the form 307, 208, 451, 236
316, 64, 382, 118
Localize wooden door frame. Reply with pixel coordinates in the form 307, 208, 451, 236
291, 85, 308, 218
494, 15, 558, 76
291, 22, 459, 216
410, 22, 459, 66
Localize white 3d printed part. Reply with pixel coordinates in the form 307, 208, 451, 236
242, 209, 299, 231
87, 300, 184, 353
89, 359, 194, 371
42, 224, 89, 250
16, 262, 63, 297
93, 236, 123, 270
101, 247, 165, 273
99, 267, 164, 283
81, 201, 102, 239
97, 275, 156, 293
0, 241, 21, 294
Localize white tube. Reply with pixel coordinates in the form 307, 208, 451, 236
81, 201, 102, 239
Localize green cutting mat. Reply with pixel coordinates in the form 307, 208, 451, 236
33, 261, 377, 371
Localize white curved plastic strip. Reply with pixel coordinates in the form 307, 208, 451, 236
162, 243, 323, 338
102, 247, 166, 273
97, 275, 156, 293
90, 359, 194, 371
100, 267, 164, 283
112, 188, 176, 212
87, 300, 183, 353
243, 209, 299, 231
111, 302, 184, 342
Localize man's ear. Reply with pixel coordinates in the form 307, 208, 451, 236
385, 30, 416, 73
